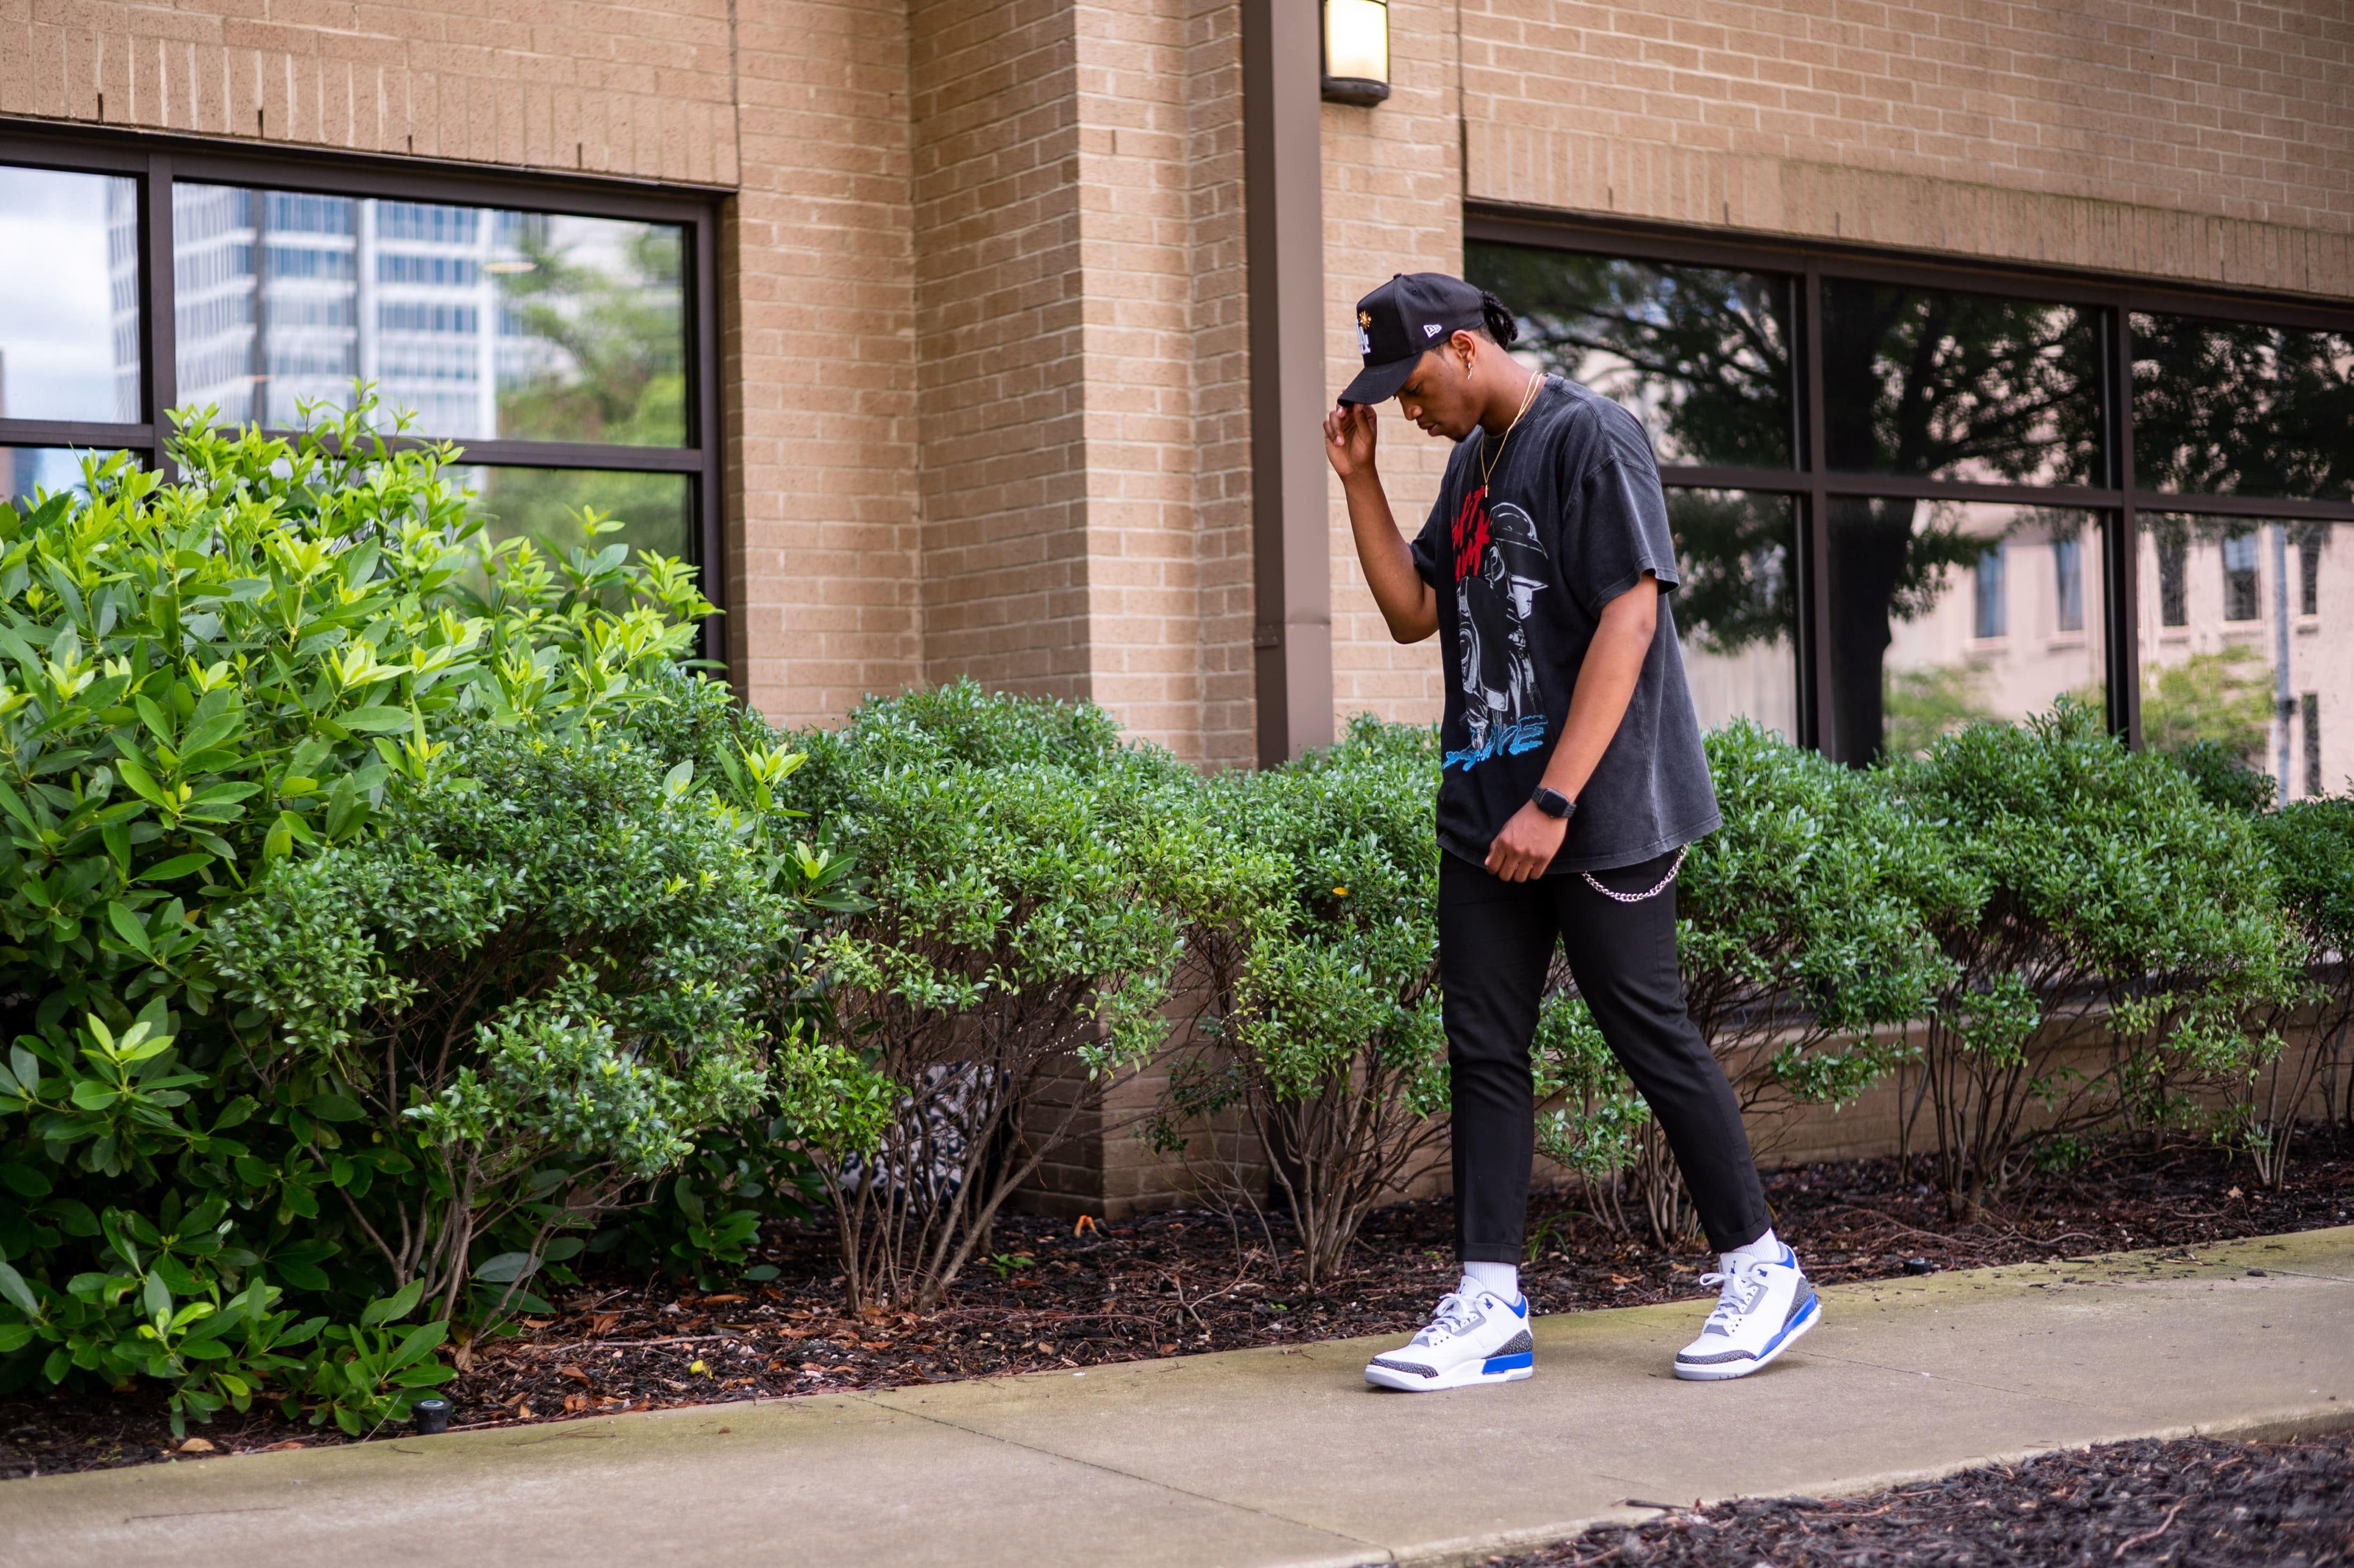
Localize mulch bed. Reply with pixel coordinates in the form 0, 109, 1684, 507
6, 1128, 2352, 1481
1490, 1429, 2354, 1566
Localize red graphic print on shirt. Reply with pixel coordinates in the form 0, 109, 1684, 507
1451, 483, 1490, 584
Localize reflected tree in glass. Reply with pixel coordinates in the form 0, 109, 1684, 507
464, 466, 693, 570
2133, 316, 2354, 503
1820, 282, 2105, 759
494, 218, 686, 447
1467, 244, 1793, 468
1666, 489, 1799, 737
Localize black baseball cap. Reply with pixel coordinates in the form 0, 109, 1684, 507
1337, 273, 1490, 406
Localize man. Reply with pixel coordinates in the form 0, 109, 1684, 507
1325, 273, 1817, 1389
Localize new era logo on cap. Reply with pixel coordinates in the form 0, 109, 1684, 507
1340, 273, 1490, 406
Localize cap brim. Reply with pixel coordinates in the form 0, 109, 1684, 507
1338, 356, 1417, 407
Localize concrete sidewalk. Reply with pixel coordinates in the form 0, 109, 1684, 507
5, 1229, 2351, 1568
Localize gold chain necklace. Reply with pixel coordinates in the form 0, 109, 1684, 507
1478, 371, 1546, 488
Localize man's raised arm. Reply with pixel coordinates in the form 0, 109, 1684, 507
1324, 402, 1439, 645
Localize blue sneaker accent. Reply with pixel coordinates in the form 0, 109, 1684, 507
1481, 1351, 1534, 1374
1755, 1291, 1819, 1358
1507, 1295, 1529, 1319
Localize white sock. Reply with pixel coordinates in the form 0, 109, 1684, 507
1461, 1261, 1520, 1302
1721, 1228, 1784, 1272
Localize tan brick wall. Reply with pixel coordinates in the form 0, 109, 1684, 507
728, 1, 923, 727
1320, 0, 1465, 734
1461, 0, 2354, 299
1, 0, 738, 182
907, 0, 1091, 700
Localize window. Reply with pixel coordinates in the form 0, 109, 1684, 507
1469, 219, 2353, 761
2134, 315, 2354, 502
0, 139, 720, 658
2305, 693, 2323, 799
2158, 534, 2189, 627
2052, 533, 2084, 634
1468, 244, 1794, 468
0, 164, 138, 422
1973, 543, 2008, 639
2221, 533, 2260, 622
1821, 280, 2104, 488
1666, 489, 1798, 739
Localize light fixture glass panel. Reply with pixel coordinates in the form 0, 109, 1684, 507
1325, 0, 1388, 83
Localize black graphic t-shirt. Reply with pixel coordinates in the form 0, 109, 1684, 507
1408, 376, 1720, 873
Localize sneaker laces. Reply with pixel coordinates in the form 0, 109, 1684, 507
1411, 1291, 1482, 1346
1697, 1266, 1768, 1336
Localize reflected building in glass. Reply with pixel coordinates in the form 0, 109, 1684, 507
172, 187, 570, 436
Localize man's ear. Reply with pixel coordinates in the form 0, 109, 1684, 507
1448, 329, 1483, 373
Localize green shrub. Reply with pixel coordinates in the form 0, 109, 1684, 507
204, 716, 834, 1324
2238, 796, 2354, 1182
785, 685, 1203, 1311
1892, 699, 2300, 1215
1157, 717, 1448, 1285
2170, 738, 2276, 816
0, 400, 766, 1431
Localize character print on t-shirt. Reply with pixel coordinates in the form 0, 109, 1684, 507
1445, 483, 1550, 773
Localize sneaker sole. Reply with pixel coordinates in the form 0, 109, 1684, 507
1365, 1352, 1535, 1392
1672, 1293, 1821, 1382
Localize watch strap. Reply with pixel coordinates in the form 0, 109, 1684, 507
1531, 785, 1576, 820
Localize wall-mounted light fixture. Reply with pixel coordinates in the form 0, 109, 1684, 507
1321, 0, 1390, 106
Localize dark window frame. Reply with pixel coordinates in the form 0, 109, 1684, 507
1468, 203, 2354, 756
0, 124, 727, 667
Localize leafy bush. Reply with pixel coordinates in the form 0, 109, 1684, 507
2170, 738, 2276, 817
0, 401, 779, 1431
784, 684, 1204, 1311
1892, 700, 2300, 1215
1157, 718, 1449, 1285
204, 713, 833, 1323
2238, 796, 2354, 1182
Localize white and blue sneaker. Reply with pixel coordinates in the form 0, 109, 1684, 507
1364, 1280, 1534, 1391
1673, 1244, 1819, 1381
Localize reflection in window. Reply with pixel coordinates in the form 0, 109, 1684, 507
461, 466, 693, 570
1820, 279, 2103, 486
2052, 534, 2084, 634
172, 184, 686, 445
4, 447, 94, 504
1822, 496, 1998, 760
1973, 544, 2007, 639
1665, 489, 1797, 738
2221, 532, 2260, 621
0, 164, 141, 423
2299, 526, 2324, 617
1842, 502, 2103, 760
2132, 517, 2346, 774
2305, 694, 2323, 799
2132, 314, 2354, 502
2158, 534, 2189, 627
1467, 243, 1794, 468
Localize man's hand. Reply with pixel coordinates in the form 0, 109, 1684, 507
1324, 402, 1379, 483
1484, 800, 1569, 882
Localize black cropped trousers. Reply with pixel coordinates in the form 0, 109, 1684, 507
1440, 847, 1773, 1261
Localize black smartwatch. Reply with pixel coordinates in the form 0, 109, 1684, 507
1531, 785, 1576, 821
